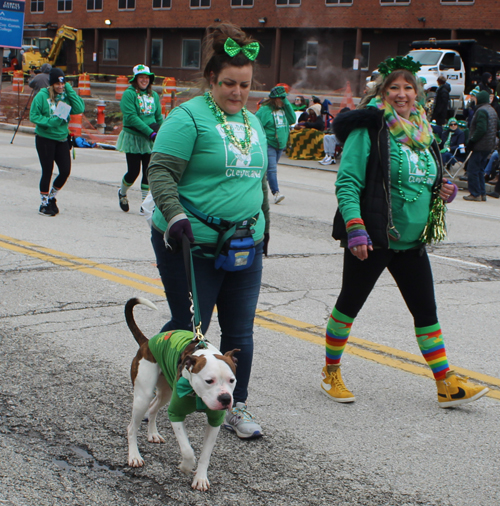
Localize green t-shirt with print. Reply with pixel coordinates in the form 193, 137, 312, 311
151, 95, 268, 245
335, 128, 437, 250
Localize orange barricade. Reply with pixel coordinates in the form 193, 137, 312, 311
115, 75, 128, 100
161, 77, 176, 116
276, 82, 290, 93
78, 73, 91, 96
12, 71, 24, 93
68, 114, 83, 137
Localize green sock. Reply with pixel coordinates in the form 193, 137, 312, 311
141, 184, 149, 201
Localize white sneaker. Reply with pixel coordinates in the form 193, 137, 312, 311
273, 192, 285, 204
319, 156, 332, 165
223, 403, 263, 439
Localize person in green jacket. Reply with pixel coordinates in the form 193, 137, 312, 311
255, 86, 295, 204
29, 68, 85, 216
116, 64, 163, 214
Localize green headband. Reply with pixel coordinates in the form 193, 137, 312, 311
223, 37, 260, 61
377, 56, 421, 78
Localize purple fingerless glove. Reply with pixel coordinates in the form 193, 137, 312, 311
150, 131, 157, 141
346, 218, 373, 249
446, 182, 458, 203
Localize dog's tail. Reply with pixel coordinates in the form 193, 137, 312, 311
125, 297, 158, 347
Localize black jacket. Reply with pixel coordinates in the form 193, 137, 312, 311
431, 85, 450, 126
332, 107, 443, 249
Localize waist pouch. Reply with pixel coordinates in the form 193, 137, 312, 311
214, 225, 255, 271
179, 197, 258, 272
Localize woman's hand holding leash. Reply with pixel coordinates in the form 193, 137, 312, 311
164, 218, 194, 252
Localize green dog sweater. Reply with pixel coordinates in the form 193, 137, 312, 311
148, 330, 225, 426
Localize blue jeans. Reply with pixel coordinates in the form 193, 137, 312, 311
151, 227, 264, 404
485, 150, 499, 176
467, 150, 489, 196
267, 146, 283, 194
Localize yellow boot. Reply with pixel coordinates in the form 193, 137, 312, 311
436, 371, 489, 408
320, 364, 355, 403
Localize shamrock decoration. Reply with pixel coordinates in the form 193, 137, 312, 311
377, 56, 421, 77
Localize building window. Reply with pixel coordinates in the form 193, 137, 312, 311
57, 0, 72, 11
326, 0, 352, 4
118, 0, 135, 9
182, 40, 201, 68
276, 0, 300, 5
305, 41, 318, 68
151, 39, 163, 66
231, 0, 254, 6
441, 0, 474, 3
31, 0, 44, 12
342, 41, 370, 70
103, 39, 119, 60
153, 0, 171, 7
190, 0, 210, 7
87, 0, 103, 10
380, 0, 410, 4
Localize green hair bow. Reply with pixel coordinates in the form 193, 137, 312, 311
223, 37, 260, 61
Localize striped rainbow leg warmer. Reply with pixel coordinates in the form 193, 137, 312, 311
326, 307, 354, 366
415, 323, 450, 381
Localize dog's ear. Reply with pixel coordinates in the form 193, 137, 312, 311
223, 349, 240, 366
177, 354, 200, 379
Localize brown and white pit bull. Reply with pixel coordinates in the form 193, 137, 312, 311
125, 297, 239, 491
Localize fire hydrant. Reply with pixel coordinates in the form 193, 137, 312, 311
96, 100, 106, 134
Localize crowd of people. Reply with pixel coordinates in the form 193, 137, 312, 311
26, 22, 492, 442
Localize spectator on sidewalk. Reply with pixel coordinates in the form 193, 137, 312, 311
440, 117, 466, 166
294, 104, 325, 131
431, 76, 449, 126
256, 85, 296, 204
319, 107, 351, 166
463, 90, 500, 201
28, 63, 52, 95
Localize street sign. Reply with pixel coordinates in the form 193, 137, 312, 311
0, 0, 25, 49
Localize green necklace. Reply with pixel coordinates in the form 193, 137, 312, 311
204, 91, 253, 155
397, 143, 431, 203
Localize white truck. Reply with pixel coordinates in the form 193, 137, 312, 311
406, 39, 500, 113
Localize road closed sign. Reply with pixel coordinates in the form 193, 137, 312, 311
0, 0, 25, 49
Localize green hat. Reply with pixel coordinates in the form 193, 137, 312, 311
269, 85, 287, 99
447, 117, 458, 127
129, 64, 155, 83
470, 86, 480, 97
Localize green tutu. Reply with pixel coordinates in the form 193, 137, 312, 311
116, 130, 153, 154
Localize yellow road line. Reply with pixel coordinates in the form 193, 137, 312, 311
2, 234, 499, 400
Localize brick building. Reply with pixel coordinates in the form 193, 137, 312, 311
24, 0, 500, 92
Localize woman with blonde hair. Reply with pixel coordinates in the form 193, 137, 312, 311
321, 56, 488, 409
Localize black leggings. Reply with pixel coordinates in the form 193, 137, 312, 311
336, 247, 438, 328
36, 136, 71, 193
124, 153, 151, 186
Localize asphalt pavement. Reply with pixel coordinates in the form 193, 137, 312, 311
1, 127, 500, 506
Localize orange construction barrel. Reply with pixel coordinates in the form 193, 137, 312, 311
78, 73, 91, 96
68, 114, 83, 137
12, 71, 24, 93
161, 77, 176, 115
115, 75, 128, 100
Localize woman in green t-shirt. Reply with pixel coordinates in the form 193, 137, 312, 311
148, 22, 269, 440
116, 64, 163, 214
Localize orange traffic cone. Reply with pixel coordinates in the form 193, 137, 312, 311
68, 114, 83, 137
161, 77, 176, 116
12, 70, 24, 93
335, 81, 355, 114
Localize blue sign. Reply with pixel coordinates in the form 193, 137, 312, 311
0, 0, 25, 49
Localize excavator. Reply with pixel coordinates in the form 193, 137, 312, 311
21, 25, 84, 74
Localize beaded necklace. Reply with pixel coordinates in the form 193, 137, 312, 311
397, 143, 432, 203
204, 91, 252, 155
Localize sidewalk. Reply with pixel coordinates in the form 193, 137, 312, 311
278, 152, 338, 172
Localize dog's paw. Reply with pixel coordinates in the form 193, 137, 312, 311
191, 474, 210, 491
128, 455, 145, 468
179, 456, 196, 475
147, 433, 165, 444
